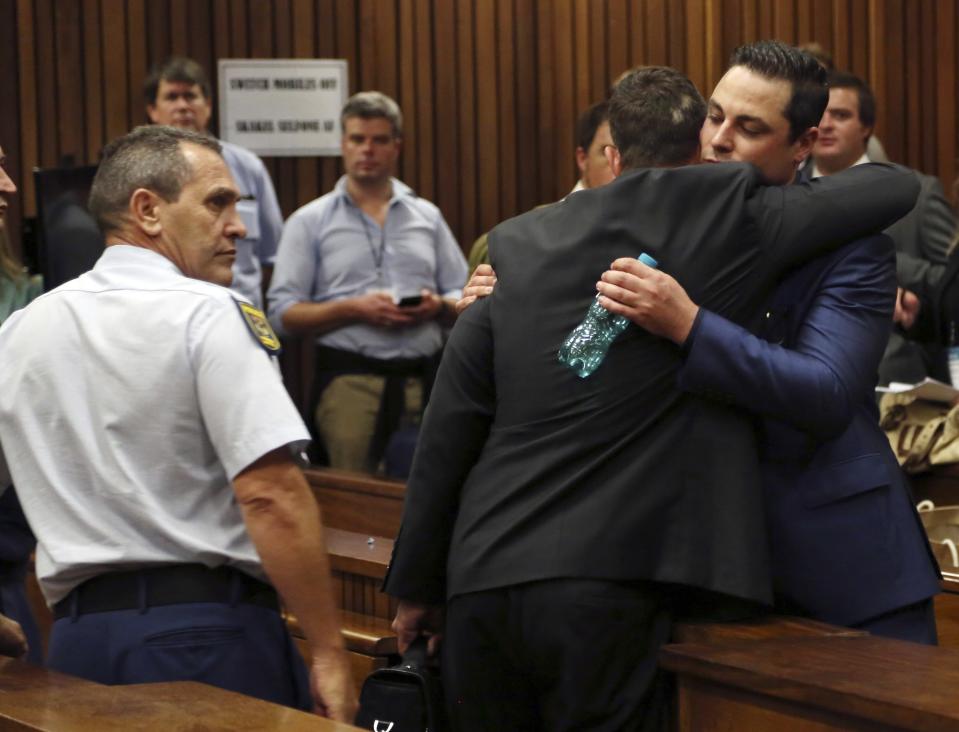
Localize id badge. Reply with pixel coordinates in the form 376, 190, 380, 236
236, 199, 260, 240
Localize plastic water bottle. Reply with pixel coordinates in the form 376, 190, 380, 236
949, 322, 959, 388
558, 253, 659, 378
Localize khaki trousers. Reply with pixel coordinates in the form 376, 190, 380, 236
315, 373, 422, 474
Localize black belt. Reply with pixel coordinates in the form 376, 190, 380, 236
308, 345, 440, 466
53, 564, 279, 620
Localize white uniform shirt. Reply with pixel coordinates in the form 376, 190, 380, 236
0, 245, 309, 604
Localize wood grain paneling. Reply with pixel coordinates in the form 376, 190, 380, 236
5, 0, 959, 261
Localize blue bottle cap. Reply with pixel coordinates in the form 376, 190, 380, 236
637, 252, 658, 268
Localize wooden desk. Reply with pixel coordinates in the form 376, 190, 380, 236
910, 463, 959, 507
662, 635, 959, 731
674, 614, 865, 644
0, 658, 362, 731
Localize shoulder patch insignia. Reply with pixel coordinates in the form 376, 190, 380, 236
233, 299, 282, 355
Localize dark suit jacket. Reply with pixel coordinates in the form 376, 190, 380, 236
801, 164, 954, 383
678, 235, 940, 626
881, 172, 954, 384
913, 218, 959, 351
384, 162, 920, 608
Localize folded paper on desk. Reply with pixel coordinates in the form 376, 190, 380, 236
876, 378, 959, 405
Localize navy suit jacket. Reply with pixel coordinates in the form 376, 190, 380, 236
678, 234, 940, 626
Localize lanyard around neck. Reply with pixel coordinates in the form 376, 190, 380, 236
357, 206, 387, 278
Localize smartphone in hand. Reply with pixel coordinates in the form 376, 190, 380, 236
397, 294, 423, 308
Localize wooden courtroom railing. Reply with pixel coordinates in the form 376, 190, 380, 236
0, 657, 362, 731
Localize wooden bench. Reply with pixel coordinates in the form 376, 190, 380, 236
306, 467, 404, 539
0, 657, 363, 731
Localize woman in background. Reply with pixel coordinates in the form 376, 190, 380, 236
0, 230, 41, 323
0, 146, 43, 663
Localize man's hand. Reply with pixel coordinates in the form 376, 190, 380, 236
597, 258, 699, 345
353, 292, 417, 329
456, 264, 497, 314
310, 647, 358, 721
392, 600, 444, 656
894, 287, 921, 330
0, 613, 27, 660
234, 449, 356, 721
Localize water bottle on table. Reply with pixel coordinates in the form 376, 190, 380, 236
558, 252, 659, 378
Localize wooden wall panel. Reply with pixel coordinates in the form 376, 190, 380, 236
34, 0, 58, 167
81, 0, 104, 161
54, 0, 84, 166
514, 0, 538, 213
497, 0, 518, 217
6, 0, 959, 265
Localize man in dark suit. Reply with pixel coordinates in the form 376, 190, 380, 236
384, 61, 919, 730
599, 47, 941, 645
801, 70, 954, 385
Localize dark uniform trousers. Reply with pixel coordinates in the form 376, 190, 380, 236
47, 568, 311, 710
0, 488, 42, 665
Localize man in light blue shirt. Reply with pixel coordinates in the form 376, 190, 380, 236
268, 92, 467, 474
145, 57, 283, 309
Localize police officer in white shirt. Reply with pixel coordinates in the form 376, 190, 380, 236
0, 126, 356, 721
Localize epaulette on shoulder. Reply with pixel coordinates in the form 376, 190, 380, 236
233, 298, 282, 355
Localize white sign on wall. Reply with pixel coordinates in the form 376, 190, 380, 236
218, 59, 348, 156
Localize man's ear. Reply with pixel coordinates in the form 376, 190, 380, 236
604, 145, 623, 178
130, 188, 163, 237
793, 126, 819, 166
575, 146, 588, 177
146, 105, 160, 125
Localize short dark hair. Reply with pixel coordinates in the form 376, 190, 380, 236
575, 101, 610, 152
144, 57, 212, 106
608, 66, 706, 169
729, 40, 828, 142
88, 125, 221, 235
826, 70, 876, 129
340, 91, 403, 138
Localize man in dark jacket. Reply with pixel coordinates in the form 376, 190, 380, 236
385, 59, 919, 730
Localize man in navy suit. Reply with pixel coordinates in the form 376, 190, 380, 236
598, 42, 941, 643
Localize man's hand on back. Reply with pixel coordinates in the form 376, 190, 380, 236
456, 264, 497, 314
597, 258, 699, 345
894, 288, 921, 330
